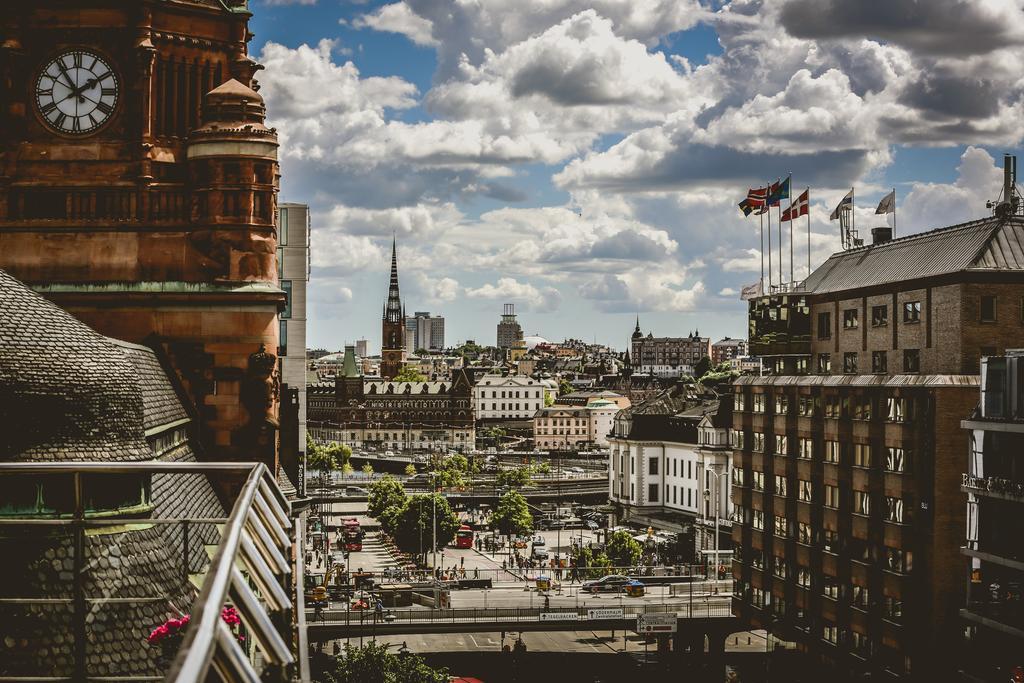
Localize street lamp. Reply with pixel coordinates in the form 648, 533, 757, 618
703, 462, 725, 582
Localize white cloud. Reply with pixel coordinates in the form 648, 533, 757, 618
351, 3, 438, 47
901, 146, 1004, 232
465, 277, 562, 312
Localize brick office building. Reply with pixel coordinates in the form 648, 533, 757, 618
0, 1, 284, 467
730, 215, 1024, 680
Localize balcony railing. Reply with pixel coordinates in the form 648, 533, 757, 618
0, 461, 296, 682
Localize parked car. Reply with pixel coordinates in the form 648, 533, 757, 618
582, 575, 631, 594
531, 547, 550, 561
383, 450, 395, 458
584, 520, 599, 530
346, 486, 369, 496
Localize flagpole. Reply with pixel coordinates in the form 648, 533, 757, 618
766, 182, 773, 291
806, 187, 811, 278
760, 208, 765, 286
789, 173, 794, 285
851, 186, 856, 246
777, 188, 783, 286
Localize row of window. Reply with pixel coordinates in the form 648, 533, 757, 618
737, 496, 907, 531
819, 296, 1005, 339
813, 349, 920, 374
737, 438, 909, 472
740, 394, 915, 421
479, 390, 542, 399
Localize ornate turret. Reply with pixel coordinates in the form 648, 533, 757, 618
632, 316, 643, 340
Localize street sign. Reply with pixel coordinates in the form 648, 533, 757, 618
636, 613, 677, 634
539, 612, 580, 621
587, 607, 625, 620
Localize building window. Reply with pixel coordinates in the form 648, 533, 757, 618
774, 435, 788, 456
886, 396, 913, 422
798, 396, 817, 416
843, 309, 859, 329
824, 484, 840, 508
823, 579, 840, 600
824, 396, 840, 418
853, 444, 872, 468
774, 474, 788, 496
884, 596, 903, 621
752, 510, 764, 530
817, 312, 832, 339
903, 301, 921, 323
885, 547, 912, 573
752, 432, 765, 452
853, 398, 873, 420
798, 479, 813, 502
798, 523, 813, 545
797, 566, 812, 587
885, 447, 909, 473
775, 393, 788, 414
871, 351, 887, 374
280, 280, 293, 319
824, 440, 840, 463
823, 623, 840, 645
649, 457, 659, 475
732, 468, 745, 486
752, 470, 765, 491
798, 437, 813, 459
774, 556, 788, 580
852, 585, 870, 610
648, 484, 659, 503
871, 305, 888, 327
752, 393, 766, 413
774, 515, 788, 538
903, 349, 920, 373
884, 496, 904, 523
823, 529, 839, 553
843, 352, 858, 374
853, 490, 870, 515
981, 295, 997, 322
817, 353, 831, 374
732, 430, 745, 449
278, 318, 288, 356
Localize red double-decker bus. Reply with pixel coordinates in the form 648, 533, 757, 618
342, 518, 363, 552
454, 524, 474, 549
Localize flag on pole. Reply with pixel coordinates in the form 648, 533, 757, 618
767, 177, 791, 206
875, 189, 896, 215
782, 188, 810, 221
740, 281, 764, 301
738, 198, 756, 217
830, 189, 853, 220
747, 186, 768, 206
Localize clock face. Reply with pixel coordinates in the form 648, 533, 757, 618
35, 50, 119, 135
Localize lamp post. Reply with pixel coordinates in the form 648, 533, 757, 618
702, 462, 725, 582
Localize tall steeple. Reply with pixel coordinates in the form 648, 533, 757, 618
384, 236, 403, 323
632, 315, 643, 339
380, 236, 407, 379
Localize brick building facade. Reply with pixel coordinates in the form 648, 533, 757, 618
732, 215, 1024, 680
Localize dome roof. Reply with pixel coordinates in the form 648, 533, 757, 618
523, 335, 550, 350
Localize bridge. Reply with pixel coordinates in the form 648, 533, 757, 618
306, 602, 738, 640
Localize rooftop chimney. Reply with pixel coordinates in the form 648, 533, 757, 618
871, 227, 892, 245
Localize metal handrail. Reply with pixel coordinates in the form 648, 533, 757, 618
165, 463, 295, 682
0, 461, 297, 682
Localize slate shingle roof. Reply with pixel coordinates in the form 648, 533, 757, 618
0, 269, 229, 678
803, 215, 1024, 296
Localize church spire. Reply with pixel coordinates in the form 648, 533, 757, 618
384, 236, 402, 323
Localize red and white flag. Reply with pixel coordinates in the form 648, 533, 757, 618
781, 188, 810, 222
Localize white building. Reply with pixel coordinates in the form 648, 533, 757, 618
405, 311, 445, 353
533, 400, 620, 450
473, 375, 545, 420
606, 385, 733, 545
277, 203, 310, 450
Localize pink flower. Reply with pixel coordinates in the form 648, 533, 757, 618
147, 628, 162, 644
180, 615, 191, 627
221, 607, 241, 626
167, 619, 181, 632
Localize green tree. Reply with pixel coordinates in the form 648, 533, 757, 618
693, 355, 712, 380
393, 365, 428, 382
323, 641, 448, 683
532, 462, 551, 475
574, 544, 613, 579
557, 378, 573, 396
544, 392, 555, 407
404, 463, 417, 476
341, 462, 354, 476
390, 493, 460, 557
491, 490, 533, 536
699, 361, 740, 387
367, 476, 406, 519
605, 529, 642, 568
361, 463, 374, 475
495, 467, 531, 488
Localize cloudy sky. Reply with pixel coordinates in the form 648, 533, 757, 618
251, 0, 1024, 353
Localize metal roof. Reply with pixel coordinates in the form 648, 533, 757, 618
802, 215, 1024, 295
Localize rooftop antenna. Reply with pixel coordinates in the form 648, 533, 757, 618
988, 154, 1021, 218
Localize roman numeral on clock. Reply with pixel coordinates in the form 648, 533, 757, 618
101, 87, 116, 97
71, 117, 81, 133
36, 88, 53, 99
72, 52, 82, 68
40, 101, 58, 116
53, 113, 67, 130
96, 101, 113, 116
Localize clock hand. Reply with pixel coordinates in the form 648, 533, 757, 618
54, 60, 78, 93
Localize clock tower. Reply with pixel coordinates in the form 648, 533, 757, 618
380, 237, 407, 379
0, 1, 284, 467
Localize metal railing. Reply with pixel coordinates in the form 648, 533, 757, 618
0, 461, 296, 682
309, 602, 734, 627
